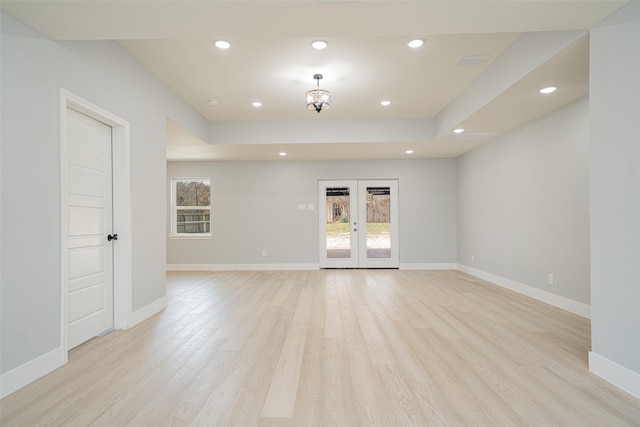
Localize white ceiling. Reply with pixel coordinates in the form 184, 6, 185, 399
122, 32, 522, 122
2, 0, 627, 161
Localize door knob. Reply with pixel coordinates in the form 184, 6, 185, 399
107, 234, 118, 241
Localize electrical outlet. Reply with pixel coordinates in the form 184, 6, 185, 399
262, 250, 267, 257
548, 273, 554, 285
471, 255, 475, 263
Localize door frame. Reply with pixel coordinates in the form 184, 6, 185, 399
59, 89, 132, 359
319, 179, 399, 269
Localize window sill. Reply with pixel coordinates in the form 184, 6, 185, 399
169, 234, 212, 240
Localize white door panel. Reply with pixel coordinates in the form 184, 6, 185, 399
68, 284, 107, 322
67, 119, 108, 159
67, 151, 104, 171
66, 108, 114, 349
68, 165, 106, 198
68, 246, 105, 279
68, 207, 105, 236
68, 272, 106, 293
68, 235, 104, 249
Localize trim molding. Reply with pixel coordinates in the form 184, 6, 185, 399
400, 263, 458, 270
167, 263, 462, 272
130, 296, 168, 328
166, 263, 320, 271
0, 347, 65, 399
458, 264, 591, 318
589, 352, 640, 399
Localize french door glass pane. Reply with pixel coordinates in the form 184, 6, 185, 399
366, 186, 391, 258
325, 187, 351, 258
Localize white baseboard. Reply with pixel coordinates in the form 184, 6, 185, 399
168, 263, 461, 272
400, 263, 458, 270
129, 296, 167, 328
457, 264, 591, 318
0, 346, 65, 399
166, 263, 320, 272
589, 352, 640, 399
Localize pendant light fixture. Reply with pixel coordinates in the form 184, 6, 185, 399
305, 74, 331, 113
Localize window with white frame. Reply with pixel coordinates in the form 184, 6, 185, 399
171, 178, 211, 237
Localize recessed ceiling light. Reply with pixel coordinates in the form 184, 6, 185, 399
380, 100, 392, 106
209, 98, 219, 106
453, 128, 465, 133
539, 86, 557, 94
405, 150, 414, 154
311, 40, 328, 50
408, 39, 424, 48
214, 40, 231, 49
251, 101, 262, 107
279, 152, 287, 157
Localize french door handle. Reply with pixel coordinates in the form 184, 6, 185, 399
107, 234, 118, 241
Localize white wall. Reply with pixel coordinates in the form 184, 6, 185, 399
167, 159, 457, 267
589, 1, 640, 397
456, 98, 591, 306
0, 11, 208, 380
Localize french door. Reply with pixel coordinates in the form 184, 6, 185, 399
319, 180, 399, 268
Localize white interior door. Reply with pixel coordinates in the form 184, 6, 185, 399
66, 108, 114, 349
319, 180, 399, 268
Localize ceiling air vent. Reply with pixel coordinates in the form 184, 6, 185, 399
446, 132, 495, 142
453, 55, 489, 68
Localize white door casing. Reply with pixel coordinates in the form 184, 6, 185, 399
65, 108, 114, 349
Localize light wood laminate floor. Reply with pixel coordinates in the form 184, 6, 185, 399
2, 270, 639, 426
